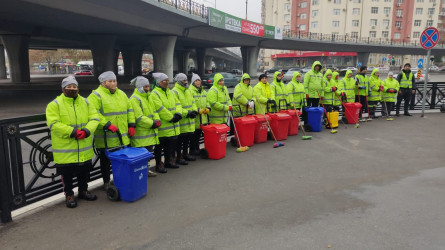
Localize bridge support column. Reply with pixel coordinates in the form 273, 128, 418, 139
205, 56, 213, 73
357, 52, 370, 67
113, 49, 119, 74
0, 45, 6, 79
150, 36, 177, 81
241, 46, 259, 77
122, 46, 143, 77
88, 35, 117, 77
214, 58, 224, 72
175, 50, 191, 73
196, 48, 206, 77
1, 35, 30, 83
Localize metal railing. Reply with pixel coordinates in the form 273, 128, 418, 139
158, 0, 208, 18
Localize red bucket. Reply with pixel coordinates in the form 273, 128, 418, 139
252, 114, 270, 144
268, 113, 291, 141
201, 124, 230, 160
344, 102, 362, 124
279, 110, 301, 135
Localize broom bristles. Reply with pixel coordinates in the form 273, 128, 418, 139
273, 142, 285, 148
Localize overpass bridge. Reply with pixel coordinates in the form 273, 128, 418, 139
1, 0, 445, 83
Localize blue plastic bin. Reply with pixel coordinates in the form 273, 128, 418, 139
106, 147, 152, 202
305, 107, 324, 132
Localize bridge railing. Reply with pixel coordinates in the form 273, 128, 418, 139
0, 86, 443, 223
158, 0, 208, 18
284, 31, 445, 48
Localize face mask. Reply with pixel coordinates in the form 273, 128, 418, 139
63, 89, 78, 98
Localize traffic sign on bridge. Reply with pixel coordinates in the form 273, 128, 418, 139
420, 27, 439, 50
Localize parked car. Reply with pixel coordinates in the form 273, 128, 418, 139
429, 65, 439, 71
202, 72, 240, 89
326, 64, 339, 71
301, 67, 312, 73
228, 69, 243, 75
74, 70, 93, 76
282, 68, 302, 83
342, 66, 357, 72
264, 67, 283, 75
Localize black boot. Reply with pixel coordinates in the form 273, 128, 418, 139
155, 162, 168, 173
175, 156, 188, 165
65, 195, 77, 208
78, 191, 97, 201
166, 159, 181, 168
183, 154, 196, 161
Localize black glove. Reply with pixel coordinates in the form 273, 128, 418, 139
267, 98, 274, 104
151, 120, 161, 129
186, 110, 193, 118
190, 110, 198, 118
170, 113, 182, 123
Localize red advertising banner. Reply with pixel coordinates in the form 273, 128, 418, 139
241, 20, 265, 37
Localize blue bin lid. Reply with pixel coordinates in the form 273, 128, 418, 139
107, 147, 153, 161
305, 107, 324, 113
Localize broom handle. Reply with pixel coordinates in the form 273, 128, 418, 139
381, 91, 390, 118
255, 95, 279, 143
228, 110, 245, 148
316, 89, 333, 129
292, 104, 308, 137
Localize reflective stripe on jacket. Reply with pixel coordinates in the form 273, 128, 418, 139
149, 86, 182, 138
172, 83, 197, 133
129, 89, 160, 147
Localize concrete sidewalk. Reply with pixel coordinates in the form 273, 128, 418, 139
1, 113, 444, 249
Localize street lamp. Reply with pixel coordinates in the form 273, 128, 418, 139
246, 0, 248, 19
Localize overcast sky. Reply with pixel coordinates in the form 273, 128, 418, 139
194, 0, 262, 23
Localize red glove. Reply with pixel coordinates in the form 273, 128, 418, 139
75, 130, 87, 140
379, 86, 384, 92
306, 94, 309, 99
128, 127, 135, 137
151, 120, 161, 129
229, 106, 232, 111
341, 92, 346, 97
107, 124, 118, 133
332, 87, 337, 92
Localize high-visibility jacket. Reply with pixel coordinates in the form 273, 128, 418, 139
189, 84, 209, 128
172, 83, 197, 133
341, 70, 356, 103
399, 71, 414, 89
46, 94, 100, 164
304, 61, 324, 98
253, 81, 275, 114
129, 89, 160, 147
286, 71, 306, 109
207, 73, 232, 124
323, 70, 342, 105
232, 73, 254, 116
87, 86, 135, 148
383, 77, 400, 103
270, 71, 291, 109
149, 85, 182, 138
368, 68, 383, 102
355, 73, 369, 96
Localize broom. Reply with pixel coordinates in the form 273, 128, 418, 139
381, 90, 394, 121
334, 91, 360, 128
255, 95, 285, 148
228, 110, 249, 152
316, 89, 338, 134
356, 84, 367, 123
292, 104, 312, 140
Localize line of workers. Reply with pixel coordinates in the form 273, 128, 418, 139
46, 61, 415, 208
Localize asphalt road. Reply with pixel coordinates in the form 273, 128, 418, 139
0, 113, 444, 249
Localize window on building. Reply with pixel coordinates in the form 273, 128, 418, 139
428, 8, 435, 15
285, 14, 291, 22
311, 21, 318, 28
395, 21, 402, 27
382, 31, 389, 38
353, 0, 361, 3
351, 32, 359, 38
394, 33, 401, 39
414, 20, 421, 26
300, 13, 307, 19
427, 20, 434, 26
384, 7, 391, 15
397, 0, 403, 3
417, 0, 424, 2
353, 8, 360, 15
416, 8, 423, 14
284, 25, 290, 33
285, 3, 291, 10
301, 1, 307, 8
312, 10, 319, 17
352, 20, 360, 27
383, 19, 390, 27
333, 21, 340, 27
300, 24, 307, 30
334, 0, 341, 3
413, 32, 421, 38
429, 0, 436, 2
372, 0, 379, 2
384, 0, 391, 2
369, 31, 377, 38
333, 9, 340, 15
371, 19, 378, 26
396, 9, 403, 17
371, 7, 378, 14
312, 0, 319, 5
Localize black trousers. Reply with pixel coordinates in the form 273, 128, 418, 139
396, 88, 413, 114
368, 101, 378, 116
97, 149, 111, 183
154, 136, 177, 165
57, 161, 92, 197
190, 129, 202, 152
176, 132, 193, 157
303, 98, 320, 123
381, 102, 394, 116
355, 95, 368, 117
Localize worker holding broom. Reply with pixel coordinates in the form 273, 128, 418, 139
303, 61, 324, 131
286, 71, 305, 110
88, 71, 136, 190
129, 76, 161, 177
172, 73, 198, 165
254, 74, 276, 114
207, 73, 232, 124
341, 70, 356, 103
270, 71, 291, 110
355, 66, 370, 120
381, 72, 400, 117
323, 70, 342, 112
189, 73, 210, 156
232, 73, 254, 116
150, 73, 183, 172
368, 68, 384, 119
